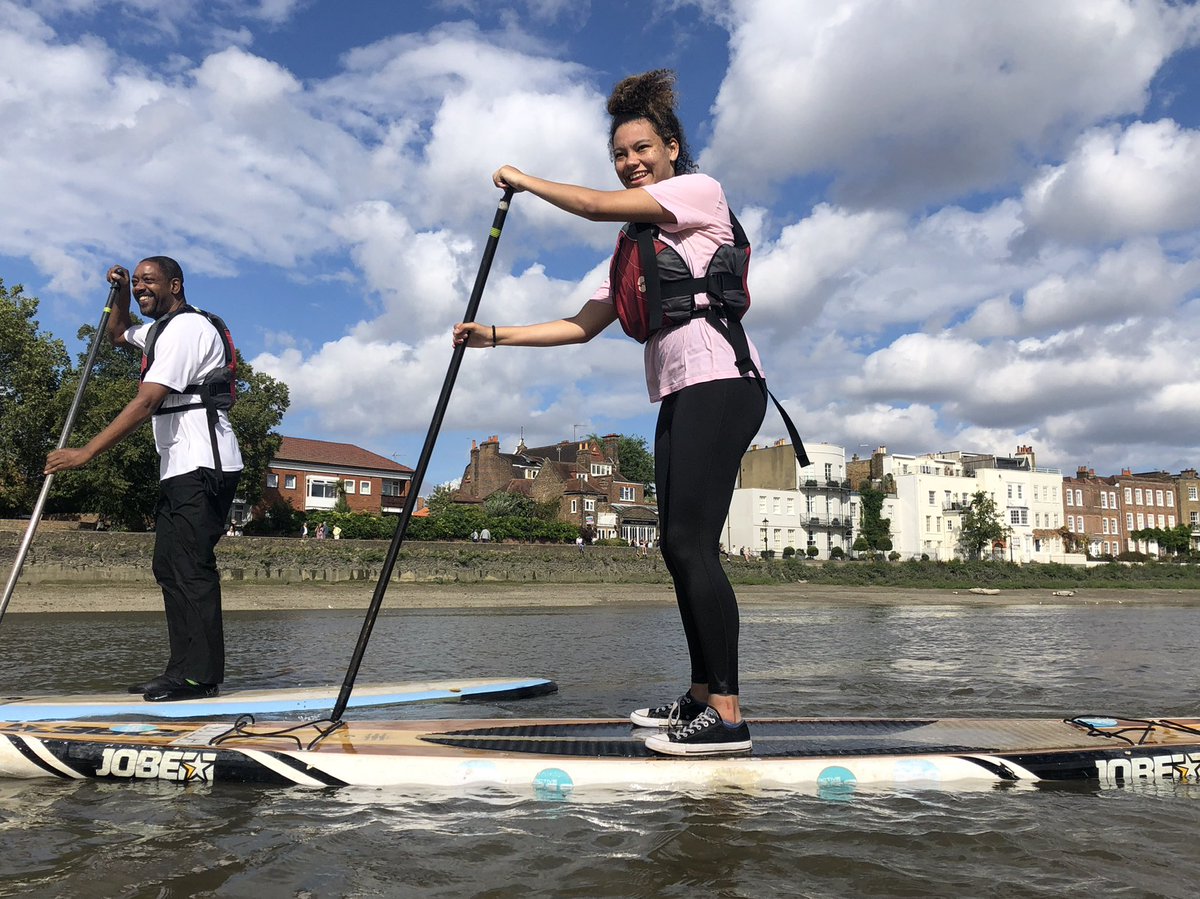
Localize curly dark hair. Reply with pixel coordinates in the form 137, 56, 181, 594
607, 69, 696, 175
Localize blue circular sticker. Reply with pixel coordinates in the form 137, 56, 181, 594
532, 767, 574, 801
817, 765, 858, 802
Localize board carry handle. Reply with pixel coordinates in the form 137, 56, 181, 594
1, 281, 121, 625
329, 189, 515, 723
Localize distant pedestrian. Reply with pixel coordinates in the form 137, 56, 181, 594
576, 535, 585, 554
333, 525, 342, 540
301, 522, 308, 539
480, 528, 491, 543
471, 530, 479, 543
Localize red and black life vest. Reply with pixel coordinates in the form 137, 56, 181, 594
140, 305, 237, 470
609, 211, 751, 344
608, 212, 810, 467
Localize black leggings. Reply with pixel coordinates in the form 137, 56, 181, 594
655, 377, 766, 696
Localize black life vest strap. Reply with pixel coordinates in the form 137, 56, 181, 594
703, 308, 811, 468
633, 224, 664, 340
153, 396, 224, 473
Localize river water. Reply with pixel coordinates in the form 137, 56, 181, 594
1, 594, 1198, 897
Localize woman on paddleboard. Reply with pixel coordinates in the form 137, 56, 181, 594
454, 70, 782, 756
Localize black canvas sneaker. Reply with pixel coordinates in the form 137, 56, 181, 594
643, 706, 753, 756
629, 691, 707, 728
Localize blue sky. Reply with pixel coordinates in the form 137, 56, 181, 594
2, 0, 1199, 493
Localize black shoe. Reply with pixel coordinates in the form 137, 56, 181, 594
643, 707, 753, 756
128, 675, 178, 695
143, 682, 220, 702
630, 691, 707, 727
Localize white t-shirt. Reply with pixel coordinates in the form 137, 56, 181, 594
126, 312, 244, 480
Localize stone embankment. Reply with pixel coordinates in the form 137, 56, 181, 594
2, 523, 776, 586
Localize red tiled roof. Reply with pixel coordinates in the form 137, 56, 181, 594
273, 436, 413, 473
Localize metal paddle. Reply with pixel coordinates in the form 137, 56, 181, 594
329, 188, 515, 723
1, 281, 121, 625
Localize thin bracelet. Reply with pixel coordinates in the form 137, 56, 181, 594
491, 325, 497, 347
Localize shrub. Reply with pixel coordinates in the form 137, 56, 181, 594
888, 551, 901, 561
829, 546, 845, 560
782, 545, 796, 558
806, 546, 819, 559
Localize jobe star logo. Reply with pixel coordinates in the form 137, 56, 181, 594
1094, 752, 1200, 784
96, 747, 217, 782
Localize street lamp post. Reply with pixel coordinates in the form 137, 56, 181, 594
762, 518, 769, 557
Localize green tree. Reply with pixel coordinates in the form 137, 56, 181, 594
228, 350, 288, 511
483, 490, 535, 518
957, 490, 1009, 560
857, 484, 892, 550
616, 434, 655, 497
0, 281, 70, 516
425, 483, 459, 516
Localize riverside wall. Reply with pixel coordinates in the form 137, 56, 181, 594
2, 524, 774, 586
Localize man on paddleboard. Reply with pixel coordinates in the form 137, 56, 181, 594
45, 257, 243, 702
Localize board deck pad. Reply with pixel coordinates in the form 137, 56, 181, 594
0, 677, 557, 721
3, 714, 1199, 794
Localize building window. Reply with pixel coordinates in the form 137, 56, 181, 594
824, 463, 833, 481
1135, 489, 1143, 504
620, 486, 635, 501
928, 491, 936, 505
1190, 486, 1198, 501
1009, 509, 1028, 526
584, 499, 595, 512
1100, 492, 1108, 509
1126, 513, 1134, 529
308, 478, 338, 499
344, 479, 356, 494
360, 480, 371, 495
267, 473, 278, 488
1066, 490, 1073, 507
1102, 518, 1109, 534
786, 497, 794, 515
772, 496, 780, 514
1136, 513, 1144, 528
570, 499, 578, 513
284, 475, 296, 490
1075, 489, 1083, 505
1124, 487, 1132, 503
1166, 492, 1174, 507
591, 464, 612, 476
381, 478, 405, 497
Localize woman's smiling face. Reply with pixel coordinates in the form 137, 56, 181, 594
612, 118, 679, 189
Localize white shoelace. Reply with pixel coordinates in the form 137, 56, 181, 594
674, 708, 719, 739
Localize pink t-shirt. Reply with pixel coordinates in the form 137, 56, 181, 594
589, 173, 764, 402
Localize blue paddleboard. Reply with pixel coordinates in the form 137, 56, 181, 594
0, 677, 557, 721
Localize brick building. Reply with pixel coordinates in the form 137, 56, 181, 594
1062, 467, 1122, 557
1119, 469, 1179, 553
1178, 468, 1200, 552
260, 436, 414, 516
455, 434, 656, 542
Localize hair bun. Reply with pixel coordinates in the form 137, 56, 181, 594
606, 69, 677, 119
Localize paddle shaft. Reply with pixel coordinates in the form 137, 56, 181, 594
330, 189, 515, 722
0, 283, 121, 624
